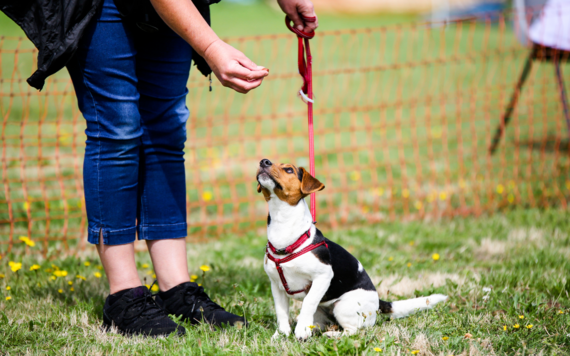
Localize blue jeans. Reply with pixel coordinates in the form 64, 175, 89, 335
67, 0, 191, 245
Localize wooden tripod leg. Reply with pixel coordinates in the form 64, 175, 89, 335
554, 57, 570, 138
489, 51, 534, 154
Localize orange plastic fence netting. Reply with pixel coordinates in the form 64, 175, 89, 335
1, 13, 570, 256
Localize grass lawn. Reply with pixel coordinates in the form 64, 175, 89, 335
1, 208, 569, 355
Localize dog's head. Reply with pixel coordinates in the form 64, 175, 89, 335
256, 158, 325, 205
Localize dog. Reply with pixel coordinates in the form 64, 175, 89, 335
256, 158, 448, 340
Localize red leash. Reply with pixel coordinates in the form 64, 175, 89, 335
286, 16, 317, 221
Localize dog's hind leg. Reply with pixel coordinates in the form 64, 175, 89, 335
330, 289, 379, 336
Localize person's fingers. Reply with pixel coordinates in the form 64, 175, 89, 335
298, 1, 318, 32
227, 77, 264, 93
231, 62, 269, 81
288, 10, 305, 31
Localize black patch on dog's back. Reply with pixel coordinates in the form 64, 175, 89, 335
310, 229, 376, 302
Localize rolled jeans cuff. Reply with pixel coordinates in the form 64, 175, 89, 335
87, 226, 137, 245
138, 223, 187, 241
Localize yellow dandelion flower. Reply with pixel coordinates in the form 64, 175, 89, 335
202, 191, 213, 202
374, 347, 382, 352
519, 315, 524, 319
388, 257, 393, 262
37, 283, 41, 287
19, 236, 35, 247
30, 264, 40, 271
53, 270, 68, 277
6, 286, 11, 291
151, 284, 159, 292
558, 310, 564, 314
503, 325, 507, 331
146, 270, 153, 276
50, 276, 56, 281
0, 274, 4, 279
152, 273, 156, 279
94, 272, 102, 278
76, 275, 86, 281
96, 265, 103, 270
68, 281, 73, 286
23, 201, 30, 210
45, 268, 52, 273
414, 201, 423, 210
191, 274, 199, 280
9, 262, 22, 272
58, 289, 63, 294
308, 325, 316, 330
200, 265, 210, 272
439, 192, 447, 201
84, 261, 91, 267
349, 172, 361, 181
407, 262, 412, 267
198, 283, 202, 286
513, 324, 520, 329
432, 253, 440, 261
70, 287, 74, 292
144, 284, 150, 289
141, 263, 149, 269
51, 264, 59, 271
409, 241, 414, 246
496, 184, 504, 194
5, 296, 11, 301
402, 189, 410, 198
507, 194, 514, 204
411, 351, 419, 355
526, 324, 533, 329
442, 336, 449, 341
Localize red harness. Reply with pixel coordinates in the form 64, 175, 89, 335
266, 228, 328, 295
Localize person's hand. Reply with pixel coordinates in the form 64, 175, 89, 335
277, 0, 318, 34
204, 40, 269, 94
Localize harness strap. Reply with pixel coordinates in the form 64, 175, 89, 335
267, 228, 311, 255
266, 240, 327, 295
286, 16, 317, 221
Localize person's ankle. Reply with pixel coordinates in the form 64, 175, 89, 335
157, 277, 191, 292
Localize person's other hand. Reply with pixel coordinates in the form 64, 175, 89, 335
277, 0, 318, 34
204, 40, 269, 94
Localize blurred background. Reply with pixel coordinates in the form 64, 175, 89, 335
1, 0, 569, 255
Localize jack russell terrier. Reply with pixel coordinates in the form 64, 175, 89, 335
256, 158, 448, 340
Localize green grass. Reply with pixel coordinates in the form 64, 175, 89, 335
1, 208, 569, 354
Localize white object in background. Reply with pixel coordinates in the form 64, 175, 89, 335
528, 0, 570, 50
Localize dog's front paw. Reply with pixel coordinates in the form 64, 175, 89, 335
294, 324, 313, 341
272, 325, 291, 340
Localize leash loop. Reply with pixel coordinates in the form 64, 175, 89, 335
286, 15, 317, 221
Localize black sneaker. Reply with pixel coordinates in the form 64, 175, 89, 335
102, 286, 185, 337
155, 282, 246, 327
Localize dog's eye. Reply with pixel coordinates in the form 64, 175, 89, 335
284, 168, 294, 174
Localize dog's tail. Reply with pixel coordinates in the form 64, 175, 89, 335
379, 294, 448, 319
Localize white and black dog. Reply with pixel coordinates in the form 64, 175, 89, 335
256, 158, 448, 340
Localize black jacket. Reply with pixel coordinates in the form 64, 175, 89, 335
1, 0, 216, 91
1, 0, 104, 90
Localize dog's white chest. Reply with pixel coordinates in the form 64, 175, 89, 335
263, 254, 314, 300
264, 251, 331, 300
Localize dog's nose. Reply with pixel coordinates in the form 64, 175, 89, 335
260, 159, 272, 168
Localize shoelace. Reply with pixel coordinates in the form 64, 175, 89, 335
124, 293, 164, 322
183, 286, 223, 315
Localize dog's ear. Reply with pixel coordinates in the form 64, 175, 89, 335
300, 167, 325, 195
257, 183, 262, 193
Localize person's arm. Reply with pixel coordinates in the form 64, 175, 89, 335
150, 0, 269, 94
